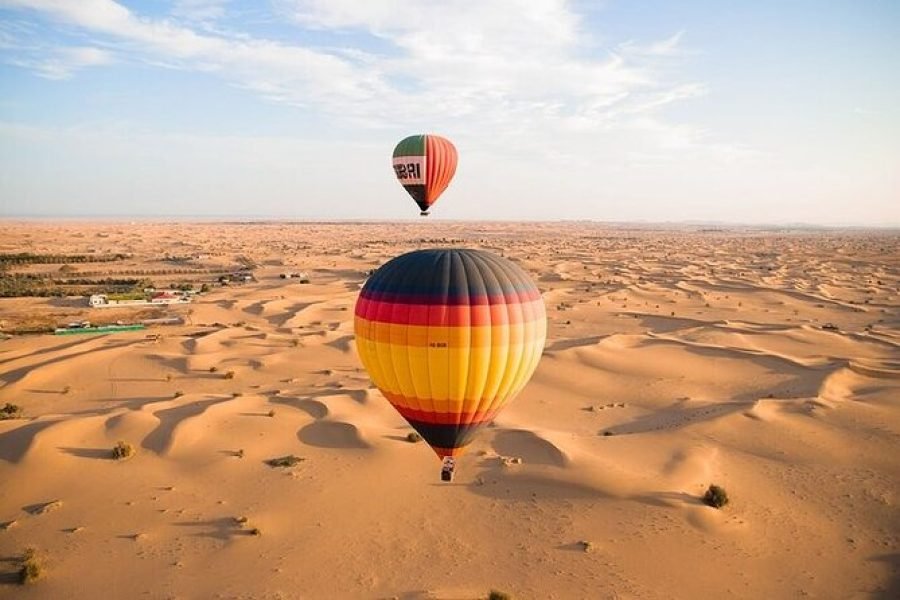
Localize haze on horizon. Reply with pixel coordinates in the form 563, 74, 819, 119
0, 1, 898, 226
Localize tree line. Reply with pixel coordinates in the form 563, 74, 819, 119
0, 253, 128, 265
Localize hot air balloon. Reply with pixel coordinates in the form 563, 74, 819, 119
354, 249, 546, 480
392, 134, 457, 216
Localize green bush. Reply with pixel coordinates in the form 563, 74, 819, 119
0, 403, 23, 420
702, 484, 729, 508
112, 441, 136, 460
265, 455, 304, 468
19, 548, 42, 584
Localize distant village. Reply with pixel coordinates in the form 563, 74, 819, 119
0, 248, 322, 335
89, 289, 194, 308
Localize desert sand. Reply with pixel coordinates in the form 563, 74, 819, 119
0, 221, 898, 599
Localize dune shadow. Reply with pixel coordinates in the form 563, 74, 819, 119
142, 397, 232, 454
605, 401, 749, 436
0, 556, 21, 586
544, 335, 605, 352
297, 421, 369, 449
466, 469, 613, 501
556, 542, 592, 552
272, 397, 328, 419
58, 447, 113, 460
263, 302, 317, 328
869, 553, 900, 600
0, 338, 137, 386
630, 491, 702, 508
325, 334, 354, 352
491, 429, 569, 467
172, 518, 250, 541
0, 420, 59, 463
635, 314, 711, 333
307, 388, 368, 405
0, 335, 98, 366
22, 500, 61, 515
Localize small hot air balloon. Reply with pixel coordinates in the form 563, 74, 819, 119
392, 134, 457, 216
354, 249, 546, 480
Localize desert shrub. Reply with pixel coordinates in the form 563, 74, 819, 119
0, 403, 23, 420
406, 432, 423, 443
173, 391, 184, 398
702, 484, 729, 508
267, 409, 276, 418
233, 516, 248, 526
488, 591, 511, 600
19, 548, 42, 584
112, 441, 136, 460
224, 370, 235, 379
249, 527, 262, 536
209, 366, 218, 373
265, 455, 304, 468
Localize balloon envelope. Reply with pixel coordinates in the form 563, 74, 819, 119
354, 249, 546, 458
392, 134, 457, 215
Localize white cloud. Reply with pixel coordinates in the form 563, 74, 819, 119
171, 0, 231, 22
7, 45, 112, 79
617, 30, 687, 57
1, 0, 702, 137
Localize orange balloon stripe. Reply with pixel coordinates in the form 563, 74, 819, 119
424, 135, 457, 207
353, 317, 544, 347
354, 327, 536, 350
388, 397, 499, 425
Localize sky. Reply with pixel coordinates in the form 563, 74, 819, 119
0, 0, 898, 225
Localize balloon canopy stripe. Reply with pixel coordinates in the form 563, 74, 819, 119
354, 319, 544, 347
354, 297, 544, 326
392, 134, 426, 157
358, 288, 541, 306
391, 401, 498, 426
354, 249, 546, 458
424, 135, 456, 206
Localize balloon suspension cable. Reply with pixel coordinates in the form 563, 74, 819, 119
440, 456, 456, 482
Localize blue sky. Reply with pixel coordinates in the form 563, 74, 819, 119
1, 0, 897, 224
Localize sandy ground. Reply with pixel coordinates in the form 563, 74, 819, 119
0, 221, 898, 599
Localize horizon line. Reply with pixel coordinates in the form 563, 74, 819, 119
1, 215, 899, 231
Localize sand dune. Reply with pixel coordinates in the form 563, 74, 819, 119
1, 222, 898, 599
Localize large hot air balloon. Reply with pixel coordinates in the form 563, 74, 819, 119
354, 249, 546, 480
392, 134, 457, 216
